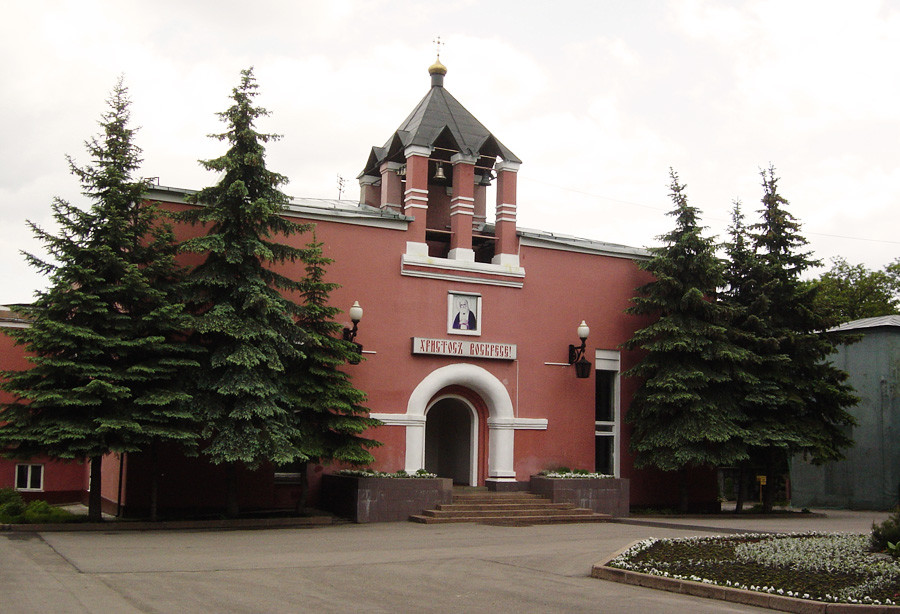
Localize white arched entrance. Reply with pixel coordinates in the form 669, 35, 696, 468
371, 363, 547, 484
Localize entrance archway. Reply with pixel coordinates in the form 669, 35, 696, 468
403, 363, 516, 481
370, 363, 548, 484
424, 396, 477, 486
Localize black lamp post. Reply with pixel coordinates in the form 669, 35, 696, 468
567, 320, 592, 379
342, 301, 363, 364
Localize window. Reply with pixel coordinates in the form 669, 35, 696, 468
15, 464, 43, 491
594, 351, 620, 477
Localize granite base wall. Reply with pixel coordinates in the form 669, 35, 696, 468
485, 479, 530, 492
530, 476, 630, 517
321, 475, 453, 523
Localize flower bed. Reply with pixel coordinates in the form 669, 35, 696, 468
335, 469, 437, 479
537, 470, 614, 479
321, 472, 451, 523
605, 532, 900, 606
530, 474, 629, 517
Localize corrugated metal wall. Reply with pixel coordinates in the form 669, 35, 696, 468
792, 326, 900, 510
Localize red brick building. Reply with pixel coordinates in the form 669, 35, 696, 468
0, 308, 86, 503
1, 61, 717, 515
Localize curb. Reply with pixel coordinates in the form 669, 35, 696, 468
591, 541, 899, 613
611, 517, 774, 534
0, 515, 334, 533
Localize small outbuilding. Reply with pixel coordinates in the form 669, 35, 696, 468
792, 315, 900, 510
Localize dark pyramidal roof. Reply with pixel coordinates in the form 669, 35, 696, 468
360, 60, 520, 177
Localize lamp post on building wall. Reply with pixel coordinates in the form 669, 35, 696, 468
342, 301, 363, 364
568, 320, 592, 379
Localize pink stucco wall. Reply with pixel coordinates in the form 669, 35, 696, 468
0, 196, 717, 513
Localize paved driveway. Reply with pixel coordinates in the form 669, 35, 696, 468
0, 510, 891, 613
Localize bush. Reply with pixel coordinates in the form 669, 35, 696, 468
0, 499, 26, 522
0, 487, 24, 507
871, 507, 900, 552
22, 500, 73, 524
0, 495, 76, 524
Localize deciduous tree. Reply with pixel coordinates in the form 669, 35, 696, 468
812, 256, 900, 323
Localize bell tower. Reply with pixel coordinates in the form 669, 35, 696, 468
358, 58, 522, 268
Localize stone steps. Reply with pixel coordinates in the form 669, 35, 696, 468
423, 506, 595, 518
409, 513, 610, 525
433, 503, 575, 512
410, 490, 611, 526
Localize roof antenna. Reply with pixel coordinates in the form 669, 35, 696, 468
337, 174, 346, 200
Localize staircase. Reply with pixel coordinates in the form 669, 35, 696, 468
409, 489, 611, 526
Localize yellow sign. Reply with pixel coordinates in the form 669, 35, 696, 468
756, 475, 767, 485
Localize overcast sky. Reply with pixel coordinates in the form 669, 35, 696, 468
2, 0, 899, 304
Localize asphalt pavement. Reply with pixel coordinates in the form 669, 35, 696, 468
0, 509, 892, 614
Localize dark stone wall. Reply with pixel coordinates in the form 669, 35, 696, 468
530, 476, 630, 517
321, 475, 453, 523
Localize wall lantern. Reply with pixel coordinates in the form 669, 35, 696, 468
567, 320, 592, 379
342, 301, 364, 364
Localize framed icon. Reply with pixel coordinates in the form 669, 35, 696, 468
448, 292, 481, 336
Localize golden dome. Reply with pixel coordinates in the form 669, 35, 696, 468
428, 58, 447, 76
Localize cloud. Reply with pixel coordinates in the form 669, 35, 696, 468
1, 0, 899, 302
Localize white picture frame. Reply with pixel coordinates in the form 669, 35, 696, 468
447, 292, 481, 336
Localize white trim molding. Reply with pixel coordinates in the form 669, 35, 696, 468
519, 231, 650, 260
447, 247, 476, 262
369, 413, 426, 426
494, 160, 521, 173
404, 145, 433, 158
401, 253, 525, 287
594, 349, 622, 478
405, 242, 430, 258
491, 253, 520, 268
451, 153, 478, 165
488, 417, 548, 430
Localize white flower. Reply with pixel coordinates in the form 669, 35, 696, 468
609, 532, 900, 605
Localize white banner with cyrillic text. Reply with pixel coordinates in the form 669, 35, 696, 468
411, 337, 517, 361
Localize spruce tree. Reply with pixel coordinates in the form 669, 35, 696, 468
623, 169, 749, 511
742, 166, 857, 511
0, 79, 198, 521
282, 237, 382, 511
177, 68, 313, 517
722, 201, 792, 512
